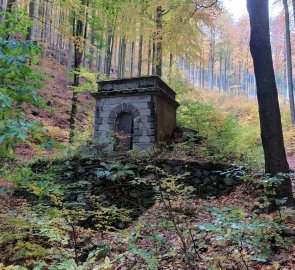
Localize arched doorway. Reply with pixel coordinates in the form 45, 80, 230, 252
114, 112, 133, 151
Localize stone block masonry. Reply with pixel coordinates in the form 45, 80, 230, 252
91, 76, 179, 152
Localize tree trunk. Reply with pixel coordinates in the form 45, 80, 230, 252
209, 30, 215, 90
148, 37, 152, 75
4, 0, 16, 39
26, 0, 35, 40
152, 33, 156, 75
283, 0, 295, 124
219, 52, 222, 91
104, 25, 115, 77
292, 0, 295, 23
138, 33, 143, 77
169, 53, 173, 75
155, 6, 163, 77
130, 41, 135, 77
247, 0, 294, 205
0, 0, 5, 23
69, 0, 89, 144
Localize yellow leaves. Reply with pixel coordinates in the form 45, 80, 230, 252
93, 257, 113, 270
273, 261, 281, 270
0, 264, 17, 270
28, 183, 44, 196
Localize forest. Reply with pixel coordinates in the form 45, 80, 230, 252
0, 0, 295, 269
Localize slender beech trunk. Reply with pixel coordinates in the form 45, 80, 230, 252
118, 36, 126, 78
292, 0, 295, 23
247, 0, 295, 206
130, 41, 135, 77
155, 6, 163, 77
209, 30, 215, 90
148, 37, 152, 75
219, 52, 222, 91
138, 32, 143, 76
121, 37, 126, 77
4, 0, 16, 39
26, 0, 35, 40
152, 33, 156, 75
67, 38, 73, 85
89, 30, 96, 71
0, 0, 5, 23
283, 0, 295, 124
69, 0, 89, 144
105, 25, 115, 77
169, 53, 173, 75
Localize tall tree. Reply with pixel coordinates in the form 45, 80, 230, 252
283, 0, 295, 124
69, 0, 90, 143
292, 0, 295, 23
155, 5, 163, 77
4, 0, 16, 39
247, 0, 295, 206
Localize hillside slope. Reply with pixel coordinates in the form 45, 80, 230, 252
16, 56, 95, 158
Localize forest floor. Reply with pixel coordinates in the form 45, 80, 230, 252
16, 56, 94, 160
1, 57, 295, 270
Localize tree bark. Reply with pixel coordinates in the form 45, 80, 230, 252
292, 0, 295, 23
209, 29, 215, 90
69, 0, 89, 144
26, 0, 35, 40
4, 0, 16, 39
152, 33, 156, 75
247, 0, 294, 205
148, 37, 152, 75
155, 6, 163, 77
130, 41, 135, 77
283, 0, 295, 124
138, 33, 143, 77
104, 25, 115, 77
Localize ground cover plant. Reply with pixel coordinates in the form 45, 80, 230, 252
1, 1, 295, 269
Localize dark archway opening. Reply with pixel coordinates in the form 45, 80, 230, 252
114, 112, 133, 151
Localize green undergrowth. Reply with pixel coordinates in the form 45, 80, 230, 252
168, 77, 264, 169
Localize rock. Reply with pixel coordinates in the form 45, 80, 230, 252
94, 178, 104, 186
163, 164, 172, 173
85, 161, 93, 165
129, 190, 138, 198
64, 193, 77, 201
173, 166, 183, 174
31, 109, 40, 116
77, 166, 86, 174
87, 175, 96, 181
117, 222, 126, 229
210, 175, 218, 182
223, 177, 237, 186
218, 184, 226, 189
195, 170, 203, 178
203, 170, 210, 177
65, 161, 73, 170
102, 200, 111, 207
77, 194, 86, 203
203, 177, 212, 185
64, 171, 74, 178
192, 178, 202, 185
146, 173, 157, 180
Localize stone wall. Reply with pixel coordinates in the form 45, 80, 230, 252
29, 157, 243, 228
54, 157, 242, 209
156, 95, 178, 142
94, 94, 157, 151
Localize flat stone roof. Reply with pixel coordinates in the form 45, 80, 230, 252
96, 76, 177, 100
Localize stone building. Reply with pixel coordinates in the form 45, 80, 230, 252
91, 76, 179, 151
